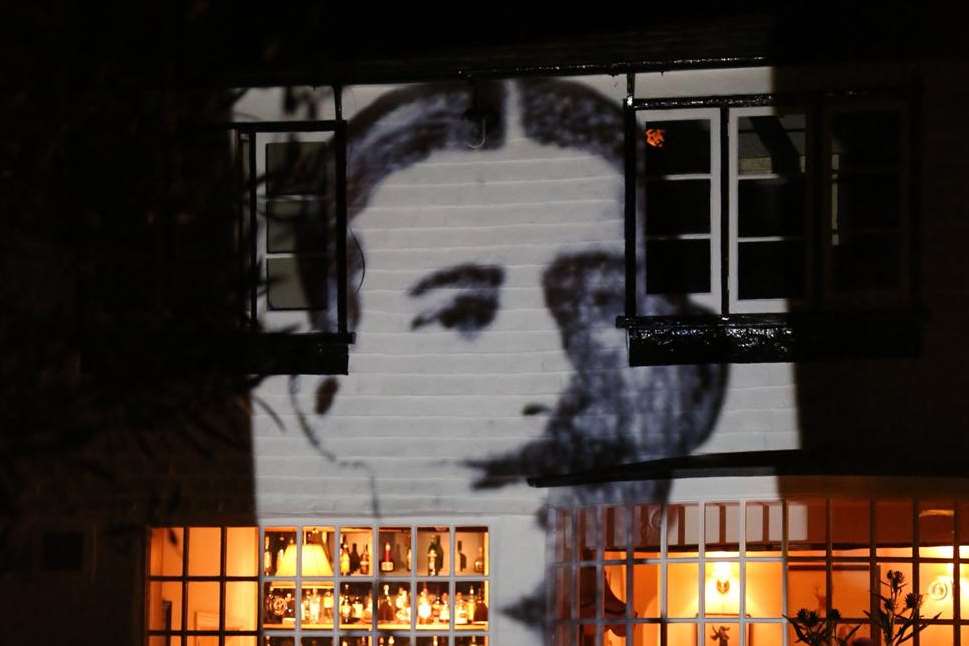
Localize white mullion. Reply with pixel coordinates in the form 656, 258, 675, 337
660, 505, 669, 646
698, 501, 706, 646
739, 502, 747, 646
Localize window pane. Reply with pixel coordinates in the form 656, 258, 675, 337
704, 562, 740, 615
632, 623, 659, 645
644, 119, 711, 175
578, 565, 597, 619
302, 581, 335, 628
875, 500, 912, 557
704, 502, 739, 555
267, 256, 328, 310
376, 637, 408, 646
666, 623, 695, 645
644, 179, 710, 235
788, 499, 826, 557
604, 507, 629, 558
265, 527, 298, 577
738, 240, 806, 300
834, 173, 900, 230
553, 565, 573, 620
417, 637, 449, 646
302, 526, 336, 577
339, 582, 374, 628
418, 581, 451, 630
668, 562, 699, 618
921, 562, 955, 619
739, 114, 807, 175
746, 562, 782, 618
920, 625, 956, 646
632, 504, 662, 558
148, 580, 182, 630
455, 637, 487, 646
745, 501, 782, 556
149, 527, 184, 576
378, 527, 412, 575
831, 565, 869, 619
604, 625, 627, 646
454, 580, 488, 630
603, 565, 628, 620
667, 504, 699, 558
580, 623, 596, 646
187, 581, 221, 630
339, 527, 372, 577
225, 638, 257, 646
918, 501, 954, 558
267, 199, 328, 253
831, 110, 900, 167
227, 527, 258, 577
750, 622, 783, 646
266, 140, 329, 196
645, 239, 711, 295
738, 176, 805, 237
552, 510, 573, 563
264, 581, 296, 628
706, 623, 739, 646
377, 581, 412, 629
456, 527, 488, 575
417, 527, 449, 577
631, 564, 660, 618
787, 563, 826, 616
577, 508, 599, 561
226, 581, 258, 631
264, 638, 296, 646
188, 527, 221, 576
830, 499, 869, 558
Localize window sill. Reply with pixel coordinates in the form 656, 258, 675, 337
616, 310, 923, 365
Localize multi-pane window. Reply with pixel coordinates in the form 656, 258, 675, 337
146, 526, 260, 646
631, 92, 911, 317
234, 122, 346, 335
550, 498, 969, 646
148, 525, 490, 646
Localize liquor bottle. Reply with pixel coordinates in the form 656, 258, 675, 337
473, 587, 488, 623
439, 592, 450, 623
340, 586, 352, 623
427, 535, 441, 576
473, 546, 484, 573
406, 546, 412, 572
457, 540, 467, 572
418, 586, 432, 624
378, 638, 385, 646
363, 593, 373, 622
379, 584, 395, 622
323, 589, 334, 621
432, 637, 439, 646
360, 544, 370, 575
467, 586, 477, 623
340, 542, 351, 576
264, 536, 273, 575
350, 542, 361, 574
380, 541, 395, 573
388, 637, 395, 646
309, 588, 321, 624
454, 592, 468, 624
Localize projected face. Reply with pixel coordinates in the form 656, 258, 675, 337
305, 79, 725, 509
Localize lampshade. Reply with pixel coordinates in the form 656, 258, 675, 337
276, 533, 333, 577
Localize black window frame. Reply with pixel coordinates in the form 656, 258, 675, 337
224, 88, 353, 375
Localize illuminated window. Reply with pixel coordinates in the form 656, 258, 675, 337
148, 525, 489, 646
551, 499, 969, 646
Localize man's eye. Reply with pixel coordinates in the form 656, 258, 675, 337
411, 294, 498, 340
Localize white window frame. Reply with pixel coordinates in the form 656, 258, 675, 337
549, 497, 969, 646
258, 521, 493, 646
640, 107, 722, 313
728, 106, 814, 314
